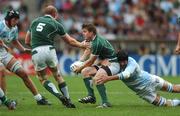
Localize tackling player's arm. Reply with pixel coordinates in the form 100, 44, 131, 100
96, 61, 136, 84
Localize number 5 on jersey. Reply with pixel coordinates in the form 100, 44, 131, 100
36, 23, 46, 32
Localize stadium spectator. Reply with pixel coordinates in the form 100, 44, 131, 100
1, 0, 178, 54
157, 43, 170, 55
0, 9, 51, 105
175, 29, 180, 54
96, 50, 180, 107
25, 5, 87, 108
175, 14, 180, 54
138, 45, 150, 55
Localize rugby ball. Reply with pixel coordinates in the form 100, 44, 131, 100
70, 61, 84, 72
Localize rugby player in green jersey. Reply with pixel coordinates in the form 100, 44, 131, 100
25, 5, 87, 108
74, 23, 120, 108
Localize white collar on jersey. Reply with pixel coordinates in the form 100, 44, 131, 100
92, 35, 96, 41
44, 14, 54, 19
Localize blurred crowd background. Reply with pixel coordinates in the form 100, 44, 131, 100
0, 0, 179, 55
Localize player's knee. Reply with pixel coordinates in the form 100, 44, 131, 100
81, 68, 91, 77
92, 76, 99, 85
36, 72, 48, 83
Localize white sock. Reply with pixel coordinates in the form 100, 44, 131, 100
34, 94, 42, 101
0, 88, 4, 97
172, 99, 180, 106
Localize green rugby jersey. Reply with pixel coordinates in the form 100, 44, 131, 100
91, 35, 117, 62
29, 15, 66, 49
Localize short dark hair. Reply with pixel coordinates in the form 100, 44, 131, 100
5, 10, 19, 21
117, 50, 128, 61
82, 23, 97, 34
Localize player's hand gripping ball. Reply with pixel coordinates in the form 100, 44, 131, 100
70, 61, 84, 72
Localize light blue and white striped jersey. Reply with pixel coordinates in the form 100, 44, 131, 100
0, 20, 18, 44
118, 57, 152, 95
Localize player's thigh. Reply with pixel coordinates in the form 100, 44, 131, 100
150, 74, 167, 90
0, 52, 13, 67
93, 68, 108, 82
94, 62, 120, 78
46, 49, 58, 68
1, 54, 22, 73
32, 51, 47, 71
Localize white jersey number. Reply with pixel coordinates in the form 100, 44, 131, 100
36, 23, 46, 32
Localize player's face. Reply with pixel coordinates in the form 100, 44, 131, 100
10, 18, 19, 27
119, 60, 128, 70
82, 29, 93, 42
54, 11, 59, 20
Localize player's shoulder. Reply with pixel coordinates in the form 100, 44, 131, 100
128, 57, 138, 65
55, 20, 64, 28
0, 20, 5, 29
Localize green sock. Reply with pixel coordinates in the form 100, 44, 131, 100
0, 96, 7, 104
96, 84, 108, 103
43, 80, 61, 98
58, 82, 70, 99
83, 78, 94, 97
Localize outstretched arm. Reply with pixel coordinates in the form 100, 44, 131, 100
96, 75, 119, 84
62, 34, 88, 49
11, 39, 31, 52
96, 60, 136, 84
25, 31, 31, 47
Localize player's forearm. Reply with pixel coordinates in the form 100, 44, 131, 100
12, 40, 26, 51
80, 48, 91, 62
106, 75, 119, 82
25, 31, 31, 47
117, 71, 131, 80
80, 59, 94, 70
69, 38, 85, 48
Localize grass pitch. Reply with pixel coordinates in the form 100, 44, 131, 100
0, 75, 180, 116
